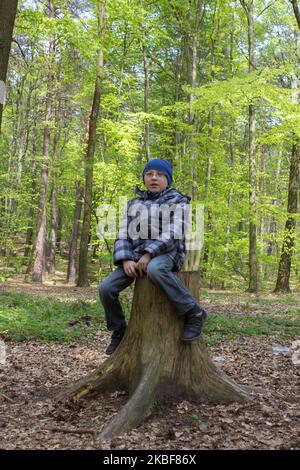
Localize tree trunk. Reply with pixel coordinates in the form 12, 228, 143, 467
142, 42, 150, 161
77, 1, 105, 287
47, 185, 58, 274
188, 19, 200, 199
202, 114, 213, 279
10, 74, 32, 217
241, 0, 258, 292
291, 0, 300, 30
222, 16, 236, 290
266, 148, 282, 258
31, 0, 55, 282
47, 79, 62, 275
173, 46, 182, 164
0, 0, 18, 132
24, 167, 37, 260
57, 272, 251, 439
274, 15, 300, 292
67, 180, 83, 285
248, 102, 258, 292
223, 122, 235, 288
24, 122, 38, 262
274, 142, 300, 292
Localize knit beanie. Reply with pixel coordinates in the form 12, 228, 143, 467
142, 158, 173, 186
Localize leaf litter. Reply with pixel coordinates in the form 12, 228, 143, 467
0, 334, 299, 450
0, 283, 299, 450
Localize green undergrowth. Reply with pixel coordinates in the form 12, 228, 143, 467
204, 313, 300, 345
201, 290, 300, 344
0, 292, 106, 342
0, 290, 299, 345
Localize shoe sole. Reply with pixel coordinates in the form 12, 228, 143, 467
181, 333, 201, 342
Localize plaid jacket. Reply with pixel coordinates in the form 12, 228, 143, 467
113, 186, 191, 272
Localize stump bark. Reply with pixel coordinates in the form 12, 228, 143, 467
57, 271, 251, 439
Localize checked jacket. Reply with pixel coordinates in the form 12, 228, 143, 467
113, 186, 191, 272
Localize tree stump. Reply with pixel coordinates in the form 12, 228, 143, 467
57, 271, 252, 439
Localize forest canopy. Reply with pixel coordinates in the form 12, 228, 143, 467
0, 0, 299, 291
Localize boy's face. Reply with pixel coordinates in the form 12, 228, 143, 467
144, 169, 169, 193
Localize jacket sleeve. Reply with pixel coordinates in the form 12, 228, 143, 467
113, 203, 134, 267
144, 200, 190, 258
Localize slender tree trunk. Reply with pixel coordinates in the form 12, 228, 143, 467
187, 0, 204, 200
222, 15, 236, 290
202, 8, 218, 279
189, 32, 198, 200
258, 146, 268, 281
202, 152, 212, 276
202, 109, 213, 281
248, 102, 258, 292
223, 124, 235, 289
67, 181, 83, 285
0, 0, 18, 132
31, 0, 55, 282
291, 0, 300, 30
47, 79, 62, 275
47, 189, 58, 274
241, 0, 258, 292
67, 113, 89, 284
142, 43, 150, 161
274, 142, 300, 292
10, 74, 31, 217
14, 84, 31, 211
77, 1, 105, 287
202, 135, 211, 275
5, 74, 24, 218
24, 162, 37, 263
274, 17, 300, 291
266, 148, 282, 257
174, 45, 182, 165
24, 115, 38, 262
2, 74, 26, 257
192, 35, 198, 198
247, 4, 258, 292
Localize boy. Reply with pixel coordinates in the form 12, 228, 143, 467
99, 158, 207, 355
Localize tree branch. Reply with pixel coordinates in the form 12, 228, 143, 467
290, 0, 300, 30
240, 0, 249, 14
12, 39, 29, 67
256, 2, 278, 19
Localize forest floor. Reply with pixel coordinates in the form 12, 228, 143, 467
0, 279, 299, 450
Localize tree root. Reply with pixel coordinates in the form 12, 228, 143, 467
55, 356, 120, 403
99, 363, 160, 440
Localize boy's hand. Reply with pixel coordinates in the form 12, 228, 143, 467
136, 253, 151, 277
123, 260, 139, 278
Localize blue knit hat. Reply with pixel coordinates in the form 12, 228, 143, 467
143, 158, 173, 185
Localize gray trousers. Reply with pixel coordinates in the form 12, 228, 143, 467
99, 254, 199, 332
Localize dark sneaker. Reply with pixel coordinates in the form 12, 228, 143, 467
105, 326, 126, 355
181, 307, 207, 342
